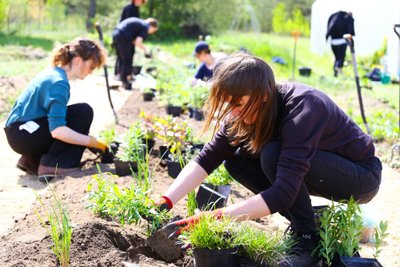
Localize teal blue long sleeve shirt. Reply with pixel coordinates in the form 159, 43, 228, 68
6, 67, 70, 131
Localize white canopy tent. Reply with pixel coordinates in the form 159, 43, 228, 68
311, 0, 400, 77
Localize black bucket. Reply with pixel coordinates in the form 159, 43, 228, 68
298, 66, 312, 77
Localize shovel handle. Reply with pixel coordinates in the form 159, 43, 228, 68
394, 24, 400, 40
343, 34, 354, 53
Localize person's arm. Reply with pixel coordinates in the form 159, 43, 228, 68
134, 36, 148, 53
164, 161, 208, 203
51, 126, 91, 146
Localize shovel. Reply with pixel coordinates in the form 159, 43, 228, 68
343, 34, 371, 135
390, 24, 400, 161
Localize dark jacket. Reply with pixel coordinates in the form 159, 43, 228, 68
326, 11, 355, 40
120, 3, 140, 22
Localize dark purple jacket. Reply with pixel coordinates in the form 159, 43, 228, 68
194, 82, 375, 213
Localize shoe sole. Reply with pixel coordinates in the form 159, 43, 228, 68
16, 163, 37, 176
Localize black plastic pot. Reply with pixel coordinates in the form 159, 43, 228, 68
113, 159, 137, 176
166, 105, 182, 117
298, 66, 312, 77
340, 256, 383, 267
142, 92, 154, 101
142, 138, 155, 153
132, 65, 142, 75
193, 108, 204, 121
193, 247, 240, 267
196, 184, 227, 210
101, 142, 120, 163
166, 160, 183, 178
159, 145, 171, 159
190, 143, 204, 153
204, 183, 232, 199
188, 106, 194, 118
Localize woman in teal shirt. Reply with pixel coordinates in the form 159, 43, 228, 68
4, 37, 108, 182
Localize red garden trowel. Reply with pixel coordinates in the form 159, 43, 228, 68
390, 24, 400, 161
94, 22, 119, 124
343, 34, 371, 135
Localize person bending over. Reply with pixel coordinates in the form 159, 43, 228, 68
155, 53, 382, 267
4, 37, 108, 182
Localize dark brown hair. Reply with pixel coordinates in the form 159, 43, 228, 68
146, 17, 158, 28
203, 53, 278, 154
51, 37, 106, 69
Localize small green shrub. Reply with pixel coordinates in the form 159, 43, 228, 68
205, 164, 233, 186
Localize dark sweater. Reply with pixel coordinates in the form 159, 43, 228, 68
326, 11, 355, 40
120, 3, 140, 22
194, 82, 375, 214
114, 17, 149, 42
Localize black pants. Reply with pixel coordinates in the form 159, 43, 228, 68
4, 103, 93, 169
112, 30, 135, 84
224, 141, 382, 233
331, 43, 347, 70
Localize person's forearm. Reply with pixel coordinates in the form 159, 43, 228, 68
223, 194, 271, 221
164, 161, 208, 204
51, 126, 90, 147
134, 37, 146, 52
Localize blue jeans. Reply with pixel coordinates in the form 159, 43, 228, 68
224, 141, 382, 232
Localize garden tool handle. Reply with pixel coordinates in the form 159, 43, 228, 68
343, 34, 355, 53
394, 24, 400, 40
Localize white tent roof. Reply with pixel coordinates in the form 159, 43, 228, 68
311, 0, 400, 76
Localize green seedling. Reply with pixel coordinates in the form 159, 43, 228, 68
205, 164, 233, 186
34, 187, 72, 267
187, 190, 197, 217
373, 220, 388, 259
98, 128, 116, 146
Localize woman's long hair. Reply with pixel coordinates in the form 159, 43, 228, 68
50, 37, 106, 69
202, 53, 278, 154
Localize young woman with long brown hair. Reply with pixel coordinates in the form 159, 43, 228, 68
155, 53, 382, 266
4, 37, 108, 182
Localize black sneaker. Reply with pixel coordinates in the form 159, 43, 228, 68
278, 229, 322, 267
122, 82, 132, 90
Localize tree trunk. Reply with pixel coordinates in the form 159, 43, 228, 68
86, 0, 96, 31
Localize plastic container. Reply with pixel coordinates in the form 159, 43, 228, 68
340, 256, 383, 267
193, 247, 240, 267
166, 160, 183, 178
196, 184, 227, 210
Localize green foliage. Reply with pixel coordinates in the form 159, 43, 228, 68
115, 124, 145, 162
187, 190, 197, 217
373, 220, 389, 259
272, 3, 310, 36
190, 82, 209, 109
98, 128, 116, 146
87, 167, 171, 235
34, 187, 72, 267
352, 110, 399, 142
314, 198, 364, 266
205, 164, 233, 186
181, 215, 294, 265
0, 0, 8, 31
272, 3, 288, 34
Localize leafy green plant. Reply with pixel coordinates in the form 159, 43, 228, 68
98, 128, 116, 146
187, 190, 198, 217
115, 124, 145, 162
153, 115, 194, 153
34, 187, 72, 267
87, 166, 171, 235
314, 198, 364, 266
373, 220, 389, 259
139, 112, 156, 140
190, 83, 209, 109
205, 164, 233, 186
181, 214, 294, 266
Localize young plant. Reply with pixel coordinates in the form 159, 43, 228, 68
313, 198, 364, 266
34, 187, 72, 267
373, 220, 389, 259
115, 124, 145, 162
187, 190, 197, 217
205, 164, 233, 186
87, 166, 171, 235
98, 128, 116, 146
139, 111, 156, 140
190, 82, 209, 109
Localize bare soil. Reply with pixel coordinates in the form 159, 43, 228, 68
0, 86, 399, 267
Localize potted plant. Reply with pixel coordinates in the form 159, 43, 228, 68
180, 214, 294, 267
142, 87, 155, 101
190, 83, 209, 121
166, 147, 200, 178
196, 165, 233, 210
98, 128, 119, 163
313, 198, 386, 267
139, 112, 156, 153
113, 127, 145, 176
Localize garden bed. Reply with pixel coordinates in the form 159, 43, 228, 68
0, 88, 398, 266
